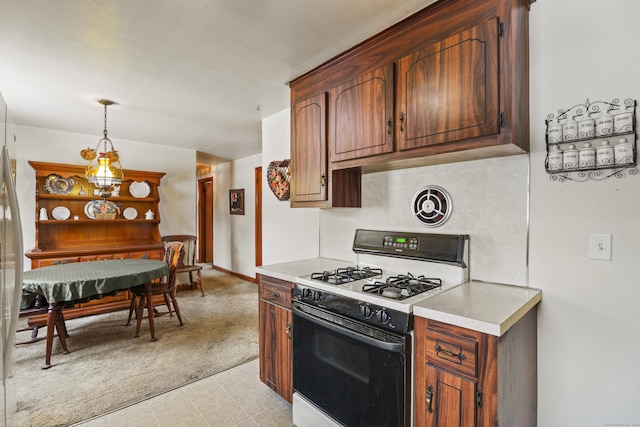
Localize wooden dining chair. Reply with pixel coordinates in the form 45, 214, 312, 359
126, 241, 184, 341
161, 234, 204, 296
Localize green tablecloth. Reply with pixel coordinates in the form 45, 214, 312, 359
22, 259, 169, 304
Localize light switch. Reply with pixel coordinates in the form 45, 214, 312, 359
589, 234, 612, 261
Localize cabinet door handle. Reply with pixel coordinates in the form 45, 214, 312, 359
399, 112, 405, 133
386, 115, 393, 135
426, 384, 434, 413
268, 290, 281, 299
320, 172, 326, 187
286, 322, 292, 339
435, 343, 466, 362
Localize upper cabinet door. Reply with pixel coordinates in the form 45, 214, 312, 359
290, 92, 328, 203
397, 18, 500, 151
329, 64, 395, 162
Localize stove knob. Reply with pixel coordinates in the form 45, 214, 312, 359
377, 310, 390, 324
361, 305, 373, 318
302, 288, 312, 299
312, 291, 321, 302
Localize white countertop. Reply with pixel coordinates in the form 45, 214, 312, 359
413, 281, 542, 337
255, 257, 352, 283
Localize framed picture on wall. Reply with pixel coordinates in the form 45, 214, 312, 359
229, 188, 245, 215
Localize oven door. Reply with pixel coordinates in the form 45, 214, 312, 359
292, 301, 410, 427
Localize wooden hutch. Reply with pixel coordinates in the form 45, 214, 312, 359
25, 161, 166, 318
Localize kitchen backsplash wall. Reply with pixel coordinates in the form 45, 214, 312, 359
319, 154, 530, 286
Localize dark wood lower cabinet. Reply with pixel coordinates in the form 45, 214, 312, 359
424, 365, 477, 427
258, 275, 293, 402
414, 309, 537, 427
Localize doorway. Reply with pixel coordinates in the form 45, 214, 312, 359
255, 166, 262, 267
197, 177, 213, 264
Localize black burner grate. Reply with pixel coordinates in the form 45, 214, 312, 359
362, 273, 442, 300
310, 266, 382, 285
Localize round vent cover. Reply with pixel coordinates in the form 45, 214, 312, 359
411, 185, 452, 227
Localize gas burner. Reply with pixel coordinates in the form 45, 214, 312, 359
363, 273, 442, 300
381, 287, 413, 299
310, 266, 382, 285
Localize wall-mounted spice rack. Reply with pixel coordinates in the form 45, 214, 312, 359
545, 98, 637, 182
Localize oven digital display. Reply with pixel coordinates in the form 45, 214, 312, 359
396, 237, 407, 243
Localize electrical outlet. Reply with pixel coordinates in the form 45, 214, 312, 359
589, 234, 612, 261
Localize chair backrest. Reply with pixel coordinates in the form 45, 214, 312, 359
161, 235, 197, 268
163, 241, 184, 286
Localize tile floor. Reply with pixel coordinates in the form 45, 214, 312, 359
73, 359, 295, 427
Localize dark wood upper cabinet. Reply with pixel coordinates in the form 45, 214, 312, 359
290, 93, 328, 205
289, 0, 533, 206
397, 19, 500, 151
329, 64, 395, 162
290, 92, 362, 208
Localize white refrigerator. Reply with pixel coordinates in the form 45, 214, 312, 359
0, 97, 23, 426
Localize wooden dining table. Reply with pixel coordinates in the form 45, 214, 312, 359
22, 258, 169, 369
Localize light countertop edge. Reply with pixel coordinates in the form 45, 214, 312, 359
413, 281, 542, 337
255, 257, 352, 283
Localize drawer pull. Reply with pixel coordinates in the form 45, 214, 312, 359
268, 290, 281, 299
426, 384, 434, 413
434, 343, 466, 362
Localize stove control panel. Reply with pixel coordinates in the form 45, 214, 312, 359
383, 235, 419, 250
293, 283, 411, 334
353, 228, 469, 266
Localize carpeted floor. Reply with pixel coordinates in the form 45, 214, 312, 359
13, 266, 259, 427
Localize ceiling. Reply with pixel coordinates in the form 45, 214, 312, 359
0, 0, 437, 164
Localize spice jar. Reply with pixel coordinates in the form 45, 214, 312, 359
561, 116, 578, 141
614, 137, 634, 165
613, 109, 634, 133
596, 140, 615, 167
578, 142, 596, 168
547, 145, 564, 171
577, 114, 595, 139
563, 144, 579, 169
595, 110, 614, 137
547, 119, 563, 144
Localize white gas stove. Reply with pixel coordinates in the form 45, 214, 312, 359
294, 229, 470, 320
291, 229, 470, 427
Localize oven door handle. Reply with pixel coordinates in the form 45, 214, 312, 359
292, 302, 406, 353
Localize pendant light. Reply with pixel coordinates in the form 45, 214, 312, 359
81, 99, 124, 199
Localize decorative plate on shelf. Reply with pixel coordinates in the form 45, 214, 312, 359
123, 207, 138, 220
84, 200, 120, 220
51, 206, 71, 220
129, 181, 150, 198
44, 174, 75, 195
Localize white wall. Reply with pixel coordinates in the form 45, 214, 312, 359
319, 155, 530, 285
15, 125, 196, 269
529, 1, 640, 425
209, 153, 261, 279
261, 108, 320, 265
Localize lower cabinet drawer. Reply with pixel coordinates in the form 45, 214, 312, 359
426, 324, 478, 378
128, 250, 164, 260
259, 275, 292, 308
34, 257, 80, 267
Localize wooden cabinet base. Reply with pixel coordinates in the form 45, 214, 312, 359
414, 309, 537, 427
258, 274, 293, 402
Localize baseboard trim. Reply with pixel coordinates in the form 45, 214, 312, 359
211, 265, 257, 284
